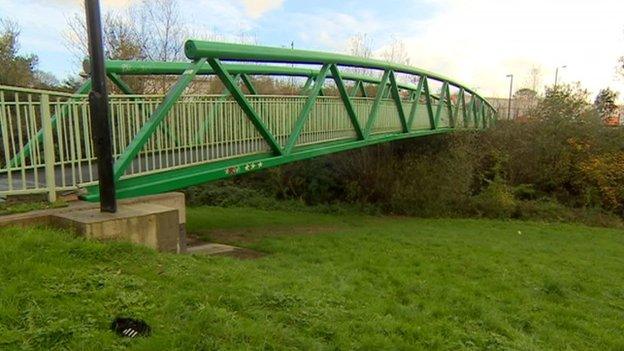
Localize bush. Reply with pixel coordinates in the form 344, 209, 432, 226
183, 83, 624, 228
469, 177, 517, 218
184, 183, 382, 215
579, 152, 624, 215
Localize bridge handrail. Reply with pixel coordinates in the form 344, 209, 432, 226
184, 40, 495, 110
0, 84, 87, 98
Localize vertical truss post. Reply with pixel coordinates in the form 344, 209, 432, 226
208, 58, 282, 155
407, 76, 425, 130
445, 83, 454, 128
481, 102, 487, 129
388, 71, 408, 133
364, 69, 391, 137
350, 80, 361, 97
113, 58, 206, 181
107, 72, 134, 95
351, 80, 367, 98
240, 74, 258, 95
330, 64, 364, 140
284, 64, 331, 155
421, 77, 436, 130
434, 82, 449, 128
471, 98, 477, 129
301, 76, 314, 94
359, 81, 368, 98
455, 89, 467, 128
477, 99, 482, 129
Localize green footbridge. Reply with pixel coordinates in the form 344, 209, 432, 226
0, 40, 496, 202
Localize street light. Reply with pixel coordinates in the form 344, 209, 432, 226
506, 74, 514, 120
554, 65, 567, 87
85, 0, 116, 213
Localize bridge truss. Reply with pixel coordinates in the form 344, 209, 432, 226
0, 41, 497, 201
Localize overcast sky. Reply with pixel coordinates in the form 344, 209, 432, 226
1, 0, 623, 100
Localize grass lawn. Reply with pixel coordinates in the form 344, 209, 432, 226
1, 206, 624, 350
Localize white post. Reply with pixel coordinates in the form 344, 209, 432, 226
41, 94, 57, 203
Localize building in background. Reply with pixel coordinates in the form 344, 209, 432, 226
604, 106, 624, 126
488, 88, 539, 121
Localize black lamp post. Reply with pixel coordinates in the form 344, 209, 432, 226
85, 0, 117, 213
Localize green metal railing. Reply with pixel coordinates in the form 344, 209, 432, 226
0, 40, 496, 201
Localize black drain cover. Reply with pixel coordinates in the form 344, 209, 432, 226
111, 317, 151, 338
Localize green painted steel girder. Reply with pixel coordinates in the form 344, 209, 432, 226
364, 70, 391, 137
330, 64, 364, 139
83, 128, 455, 202
388, 71, 409, 133
184, 40, 494, 111
94, 60, 459, 106
284, 64, 331, 155
112, 58, 207, 181
208, 58, 283, 155
98, 59, 423, 95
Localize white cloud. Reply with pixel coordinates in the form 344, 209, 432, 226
393, 0, 624, 101
240, 0, 283, 19
284, 10, 382, 51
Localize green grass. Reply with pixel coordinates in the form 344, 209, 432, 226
2, 207, 624, 350
0, 200, 68, 216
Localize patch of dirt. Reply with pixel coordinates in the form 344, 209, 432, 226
185, 224, 342, 260
194, 225, 343, 245
185, 233, 266, 260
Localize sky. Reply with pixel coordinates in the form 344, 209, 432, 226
1, 0, 623, 100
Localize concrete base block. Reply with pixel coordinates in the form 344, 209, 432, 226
53, 203, 180, 253
0, 192, 187, 253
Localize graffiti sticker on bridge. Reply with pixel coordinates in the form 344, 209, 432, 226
244, 162, 264, 171
225, 167, 240, 175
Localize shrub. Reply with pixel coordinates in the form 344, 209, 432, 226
578, 152, 624, 215
469, 177, 517, 218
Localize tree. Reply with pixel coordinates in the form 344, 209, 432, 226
594, 88, 619, 124
131, 0, 186, 62
530, 83, 595, 123
514, 88, 537, 100
347, 33, 373, 59
65, 1, 186, 93
0, 19, 39, 87
380, 37, 416, 86
380, 37, 410, 66
105, 14, 145, 61
65, 10, 145, 63
33, 70, 60, 89
523, 66, 542, 92
346, 33, 373, 77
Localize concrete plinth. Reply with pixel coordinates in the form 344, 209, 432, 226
0, 192, 187, 253
53, 203, 179, 252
